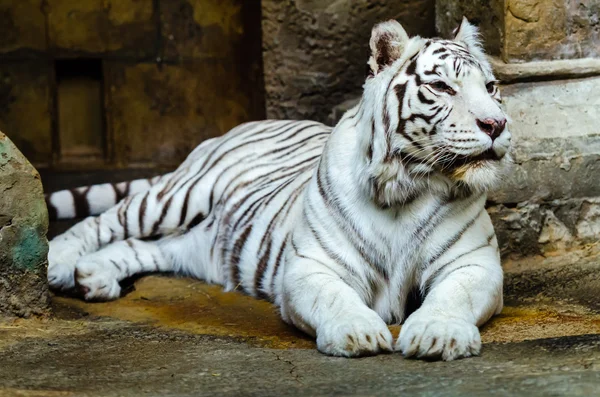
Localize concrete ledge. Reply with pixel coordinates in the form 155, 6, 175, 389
491, 76, 600, 203
490, 57, 600, 83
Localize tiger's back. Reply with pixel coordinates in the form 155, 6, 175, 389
161, 119, 331, 299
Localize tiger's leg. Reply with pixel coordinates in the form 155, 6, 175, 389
48, 172, 210, 290
281, 256, 394, 357
396, 244, 503, 361
73, 238, 173, 301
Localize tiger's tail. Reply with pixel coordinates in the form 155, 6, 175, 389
45, 174, 170, 220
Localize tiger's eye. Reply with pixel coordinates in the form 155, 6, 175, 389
429, 81, 456, 95
486, 82, 496, 94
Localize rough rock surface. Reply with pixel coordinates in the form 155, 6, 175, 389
0, 131, 49, 317
491, 77, 600, 204
436, 0, 600, 62
488, 198, 600, 258
261, 0, 435, 123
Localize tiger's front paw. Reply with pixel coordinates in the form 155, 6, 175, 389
316, 310, 393, 357
396, 310, 481, 361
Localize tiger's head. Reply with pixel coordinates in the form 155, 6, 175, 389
359, 18, 511, 202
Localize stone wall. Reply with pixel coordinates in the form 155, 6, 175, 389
261, 0, 436, 123
437, 0, 600, 62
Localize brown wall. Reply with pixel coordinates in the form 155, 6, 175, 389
262, 0, 436, 124
0, 0, 265, 177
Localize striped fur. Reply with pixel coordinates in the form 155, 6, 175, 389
47, 19, 511, 360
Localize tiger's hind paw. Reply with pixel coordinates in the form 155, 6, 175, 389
47, 238, 81, 291
74, 258, 122, 301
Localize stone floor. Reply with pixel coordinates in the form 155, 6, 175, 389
1, 245, 599, 396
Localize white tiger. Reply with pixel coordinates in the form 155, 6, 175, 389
46, 18, 511, 361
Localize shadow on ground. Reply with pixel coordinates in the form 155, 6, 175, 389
1, 245, 599, 396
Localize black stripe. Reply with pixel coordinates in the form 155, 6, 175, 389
417, 90, 435, 105
151, 195, 174, 235
95, 217, 101, 248
121, 196, 134, 239
45, 195, 58, 220
424, 236, 494, 293
269, 239, 288, 299
254, 242, 272, 301
127, 239, 145, 269
230, 225, 253, 290
138, 191, 149, 235
426, 263, 486, 293
424, 208, 484, 269
186, 212, 205, 230
70, 187, 91, 218
110, 259, 122, 273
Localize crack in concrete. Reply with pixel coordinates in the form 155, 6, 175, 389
272, 352, 303, 385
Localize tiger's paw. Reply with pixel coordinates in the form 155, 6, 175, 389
74, 258, 121, 301
47, 237, 82, 291
316, 310, 393, 357
396, 310, 481, 361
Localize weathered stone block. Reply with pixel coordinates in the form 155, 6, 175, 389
0, 61, 53, 167
489, 198, 600, 259
0, 131, 50, 317
160, 0, 244, 61
0, 0, 47, 56
436, 0, 600, 62
489, 77, 600, 203
47, 0, 157, 58
105, 61, 261, 166
262, 0, 435, 123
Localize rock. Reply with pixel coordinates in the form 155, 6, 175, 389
537, 210, 574, 253
0, 131, 49, 317
576, 200, 600, 240
489, 198, 600, 259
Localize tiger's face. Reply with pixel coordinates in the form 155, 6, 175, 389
365, 18, 511, 192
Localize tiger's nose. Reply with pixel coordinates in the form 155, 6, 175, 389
477, 118, 506, 141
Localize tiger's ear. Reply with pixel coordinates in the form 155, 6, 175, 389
453, 17, 482, 50
367, 20, 409, 77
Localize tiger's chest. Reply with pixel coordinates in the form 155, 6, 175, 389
314, 192, 483, 322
